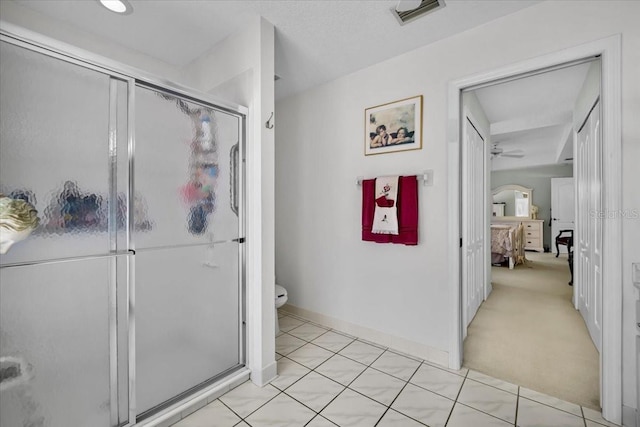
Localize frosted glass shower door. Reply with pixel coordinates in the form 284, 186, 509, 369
134, 85, 244, 416
0, 40, 130, 427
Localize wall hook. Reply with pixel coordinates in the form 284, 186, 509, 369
265, 112, 274, 129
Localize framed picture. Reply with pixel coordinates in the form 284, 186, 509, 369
365, 95, 422, 156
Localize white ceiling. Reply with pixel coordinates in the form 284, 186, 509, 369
473, 61, 593, 170
11, 0, 539, 100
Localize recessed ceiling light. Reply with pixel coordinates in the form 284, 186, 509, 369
99, 0, 133, 15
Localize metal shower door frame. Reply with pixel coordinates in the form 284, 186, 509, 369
0, 25, 247, 427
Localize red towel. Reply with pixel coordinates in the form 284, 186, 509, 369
362, 176, 418, 245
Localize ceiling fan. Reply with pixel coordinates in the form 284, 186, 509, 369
490, 143, 525, 159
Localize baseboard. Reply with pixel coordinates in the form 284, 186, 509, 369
250, 360, 278, 387
282, 304, 449, 368
622, 404, 637, 427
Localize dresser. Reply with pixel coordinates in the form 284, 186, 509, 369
491, 218, 544, 252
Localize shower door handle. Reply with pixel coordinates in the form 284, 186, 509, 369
230, 142, 239, 217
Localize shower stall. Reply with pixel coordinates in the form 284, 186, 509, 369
0, 30, 246, 427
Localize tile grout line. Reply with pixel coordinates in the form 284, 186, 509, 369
311, 342, 421, 426
303, 414, 339, 427
313, 339, 386, 418
228, 384, 283, 425
443, 370, 469, 426
272, 313, 601, 427
515, 386, 520, 426
218, 397, 247, 425
380, 360, 430, 426
286, 314, 525, 427
281, 352, 349, 414
278, 334, 369, 424
443, 369, 522, 426
518, 393, 591, 420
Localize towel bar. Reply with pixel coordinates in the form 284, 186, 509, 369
356, 170, 432, 187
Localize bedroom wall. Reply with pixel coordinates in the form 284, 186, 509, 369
491, 164, 574, 251
275, 1, 639, 421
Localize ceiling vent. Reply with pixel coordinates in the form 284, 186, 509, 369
392, 0, 445, 26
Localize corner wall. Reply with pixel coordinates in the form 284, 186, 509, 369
185, 16, 277, 386
275, 1, 639, 421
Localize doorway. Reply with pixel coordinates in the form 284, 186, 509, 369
448, 35, 622, 424
462, 60, 598, 405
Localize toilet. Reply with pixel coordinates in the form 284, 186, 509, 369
274, 284, 288, 334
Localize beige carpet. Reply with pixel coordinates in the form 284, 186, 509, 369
463, 252, 600, 410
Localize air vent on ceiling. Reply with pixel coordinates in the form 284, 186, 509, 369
392, 0, 445, 26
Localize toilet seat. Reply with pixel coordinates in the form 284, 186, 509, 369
274, 284, 288, 334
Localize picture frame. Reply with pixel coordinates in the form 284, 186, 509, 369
365, 95, 422, 156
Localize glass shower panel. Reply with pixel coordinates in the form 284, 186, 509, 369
133, 86, 241, 248
0, 258, 115, 427
0, 41, 117, 265
135, 243, 240, 415
134, 85, 242, 416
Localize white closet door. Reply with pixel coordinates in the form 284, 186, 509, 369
550, 177, 575, 255
462, 117, 485, 336
576, 101, 602, 353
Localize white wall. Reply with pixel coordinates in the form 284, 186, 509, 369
184, 16, 277, 386
275, 0, 639, 419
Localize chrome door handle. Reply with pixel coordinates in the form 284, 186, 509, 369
230, 142, 239, 217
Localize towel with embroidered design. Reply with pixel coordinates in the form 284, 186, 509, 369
372, 176, 399, 234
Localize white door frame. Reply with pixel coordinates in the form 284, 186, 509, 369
447, 35, 622, 423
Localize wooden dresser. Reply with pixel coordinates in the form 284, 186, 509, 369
491, 218, 545, 252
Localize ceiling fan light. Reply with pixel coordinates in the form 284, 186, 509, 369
99, 0, 133, 15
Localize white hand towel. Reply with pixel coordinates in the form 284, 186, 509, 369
372, 176, 399, 234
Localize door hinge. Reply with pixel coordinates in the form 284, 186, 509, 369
460, 238, 463, 248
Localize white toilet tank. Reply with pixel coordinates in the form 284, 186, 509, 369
275, 284, 288, 308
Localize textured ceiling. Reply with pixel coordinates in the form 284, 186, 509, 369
474, 61, 593, 170
12, 0, 539, 99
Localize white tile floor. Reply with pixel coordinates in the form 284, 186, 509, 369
172, 312, 620, 427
